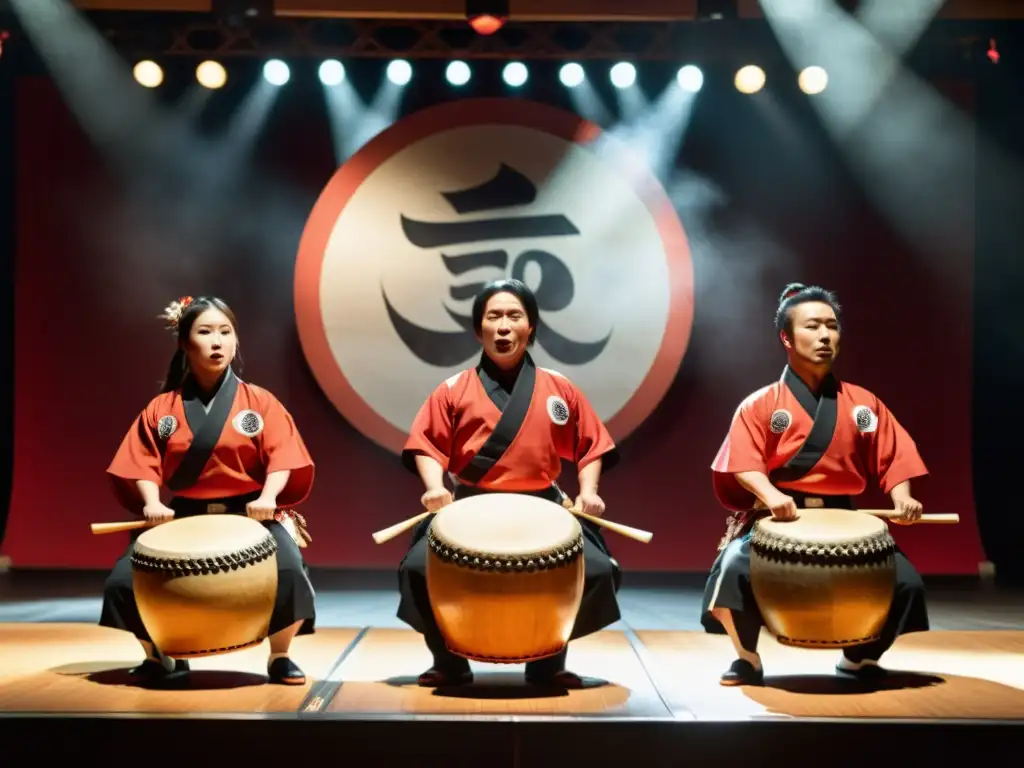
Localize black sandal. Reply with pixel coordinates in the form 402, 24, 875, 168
268, 656, 306, 686
719, 658, 764, 687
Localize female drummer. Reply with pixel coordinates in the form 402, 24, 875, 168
98, 296, 317, 687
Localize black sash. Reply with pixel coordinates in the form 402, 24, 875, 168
456, 353, 536, 485
166, 369, 239, 492
769, 365, 838, 484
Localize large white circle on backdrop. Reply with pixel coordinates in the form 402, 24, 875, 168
294, 98, 694, 454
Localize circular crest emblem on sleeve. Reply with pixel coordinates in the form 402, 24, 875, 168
769, 409, 791, 434
546, 395, 570, 426
852, 405, 878, 433
157, 415, 178, 440
232, 410, 265, 438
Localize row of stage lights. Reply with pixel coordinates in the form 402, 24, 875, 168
132, 59, 831, 95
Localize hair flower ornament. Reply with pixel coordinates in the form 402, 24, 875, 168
160, 296, 194, 333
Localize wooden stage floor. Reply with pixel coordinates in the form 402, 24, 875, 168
1, 622, 1022, 764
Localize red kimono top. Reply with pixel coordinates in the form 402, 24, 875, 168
108, 370, 314, 513
712, 366, 927, 512
402, 354, 618, 492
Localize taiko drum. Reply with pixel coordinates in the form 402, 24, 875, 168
131, 514, 279, 657
426, 493, 586, 663
749, 508, 898, 648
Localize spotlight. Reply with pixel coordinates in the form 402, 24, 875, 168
610, 62, 636, 89
735, 65, 765, 94
446, 60, 471, 86
134, 60, 163, 88
319, 59, 345, 86
469, 15, 504, 34
798, 66, 828, 95
696, 0, 738, 20
467, 1, 507, 35
987, 38, 1000, 64
196, 61, 227, 89
503, 62, 528, 87
559, 63, 585, 88
387, 59, 413, 85
263, 59, 290, 86
213, 0, 273, 24
677, 65, 703, 93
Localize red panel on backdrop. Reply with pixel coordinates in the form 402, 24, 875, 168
2, 76, 985, 573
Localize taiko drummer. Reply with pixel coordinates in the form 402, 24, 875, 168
700, 283, 931, 686
397, 279, 623, 688
98, 296, 317, 687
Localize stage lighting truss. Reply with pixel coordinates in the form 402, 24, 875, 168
12, 13, 998, 75
100, 17, 696, 61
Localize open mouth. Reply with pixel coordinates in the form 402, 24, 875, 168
495, 340, 513, 353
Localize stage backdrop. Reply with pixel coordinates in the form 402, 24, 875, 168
2, 69, 985, 572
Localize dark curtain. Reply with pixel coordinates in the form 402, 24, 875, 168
0, 58, 14, 548
973, 51, 1024, 585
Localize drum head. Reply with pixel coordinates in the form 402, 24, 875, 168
431, 494, 581, 556
756, 508, 886, 544
134, 514, 271, 560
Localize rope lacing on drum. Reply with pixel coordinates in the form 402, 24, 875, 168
426, 530, 585, 572
750, 527, 896, 565
130, 535, 278, 576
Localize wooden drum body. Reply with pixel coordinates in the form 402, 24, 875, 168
749, 509, 897, 649
425, 494, 586, 664
131, 515, 279, 658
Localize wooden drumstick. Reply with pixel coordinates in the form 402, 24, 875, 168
371, 510, 432, 545
806, 508, 959, 524
560, 499, 654, 543
862, 509, 960, 524
373, 471, 462, 545
549, 481, 653, 543
91, 520, 151, 535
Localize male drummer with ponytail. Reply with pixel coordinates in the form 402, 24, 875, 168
700, 283, 930, 686
98, 296, 317, 687
398, 279, 623, 688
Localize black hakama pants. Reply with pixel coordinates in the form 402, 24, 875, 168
396, 486, 623, 673
99, 495, 316, 651
699, 521, 930, 663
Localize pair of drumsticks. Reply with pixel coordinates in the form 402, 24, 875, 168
370, 507, 958, 546
371, 495, 654, 545
92, 502, 959, 542
88, 487, 656, 542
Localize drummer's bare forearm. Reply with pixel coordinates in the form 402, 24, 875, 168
415, 454, 446, 492
578, 459, 602, 495
889, 481, 912, 502
735, 471, 781, 505
260, 470, 290, 504
135, 480, 161, 509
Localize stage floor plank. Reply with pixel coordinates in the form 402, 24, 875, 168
2, 624, 1023, 722
636, 629, 1024, 720
0, 624, 358, 713
324, 627, 675, 718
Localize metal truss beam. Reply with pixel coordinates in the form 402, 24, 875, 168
73, 14, 1009, 66
65, 0, 1024, 21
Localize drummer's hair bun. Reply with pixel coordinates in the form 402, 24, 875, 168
779, 283, 806, 303
774, 283, 842, 335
